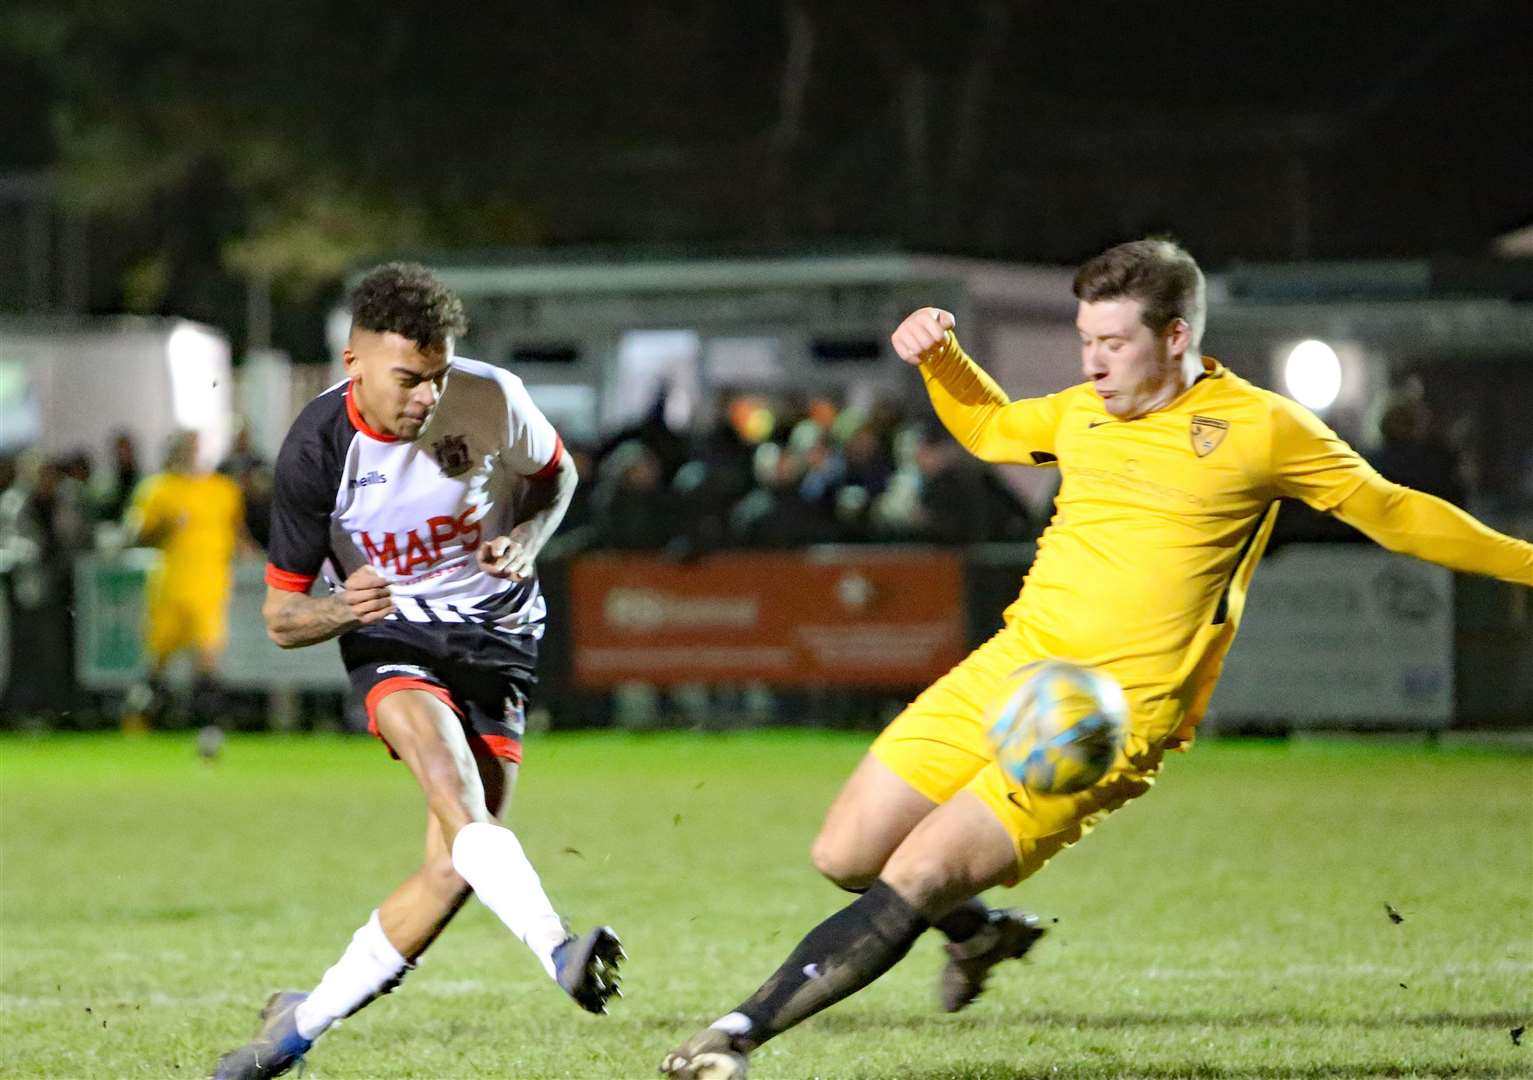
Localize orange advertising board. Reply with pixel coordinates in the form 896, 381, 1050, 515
570, 548, 967, 688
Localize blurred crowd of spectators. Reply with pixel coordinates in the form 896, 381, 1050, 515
0, 392, 1040, 583
0, 426, 273, 569
0, 395, 1038, 721
553, 392, 1038, 559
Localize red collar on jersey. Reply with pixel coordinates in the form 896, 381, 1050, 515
345, 380, 400, 443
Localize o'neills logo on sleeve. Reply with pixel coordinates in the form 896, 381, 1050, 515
358, 506, 483, 577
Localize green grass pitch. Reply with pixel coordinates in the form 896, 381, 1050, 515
1, 730, 1529, 1079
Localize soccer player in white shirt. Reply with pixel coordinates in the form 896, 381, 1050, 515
213, 263, 622, 1080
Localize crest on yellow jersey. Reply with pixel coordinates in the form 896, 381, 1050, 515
1190, 415, 1229, 457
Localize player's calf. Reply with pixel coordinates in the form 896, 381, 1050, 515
809, 833, 882, 891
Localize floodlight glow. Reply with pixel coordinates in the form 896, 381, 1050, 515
166, 322, 233, 466
1283, 340, 1342, 411
167, 324, 224, 426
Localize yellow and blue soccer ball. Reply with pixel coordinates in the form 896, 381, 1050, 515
986, 661, 1128, 794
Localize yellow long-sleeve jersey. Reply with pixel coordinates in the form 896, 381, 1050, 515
921, 334, 1533, 743
129, 471, 244, 581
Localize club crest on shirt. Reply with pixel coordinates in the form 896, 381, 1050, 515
1190, 415, 1229, 457
432, 434, 472, 476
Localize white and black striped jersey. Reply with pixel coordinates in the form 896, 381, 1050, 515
265, 357, 564, 644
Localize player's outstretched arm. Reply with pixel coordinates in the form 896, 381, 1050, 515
1332, 473, 1533, 586
477, 449, 579, 581
262, 565, 395, 648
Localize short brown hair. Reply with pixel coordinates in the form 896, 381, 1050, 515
350, 262, 467, 351
1073, 238, 1206, 352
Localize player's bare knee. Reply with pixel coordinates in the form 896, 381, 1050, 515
810, 831, 877, 890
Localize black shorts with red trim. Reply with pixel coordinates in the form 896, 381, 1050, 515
340, 621, 539, 764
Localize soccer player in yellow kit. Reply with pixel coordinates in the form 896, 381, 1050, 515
124, 430, 245, 723
661, 239, 1533, 1079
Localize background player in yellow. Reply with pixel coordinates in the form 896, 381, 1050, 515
122, 429, 246, 728
660, 238, 1533, 1079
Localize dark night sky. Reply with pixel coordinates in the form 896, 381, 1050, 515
2, 1, 1529, 345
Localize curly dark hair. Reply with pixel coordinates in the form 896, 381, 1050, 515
1073, 238, 1206, 351
349, 262, 468, 350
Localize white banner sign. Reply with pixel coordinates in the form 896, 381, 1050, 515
1210, 544, 1453, 726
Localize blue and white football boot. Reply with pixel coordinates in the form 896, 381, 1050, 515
553, 926, 625, 1014
211, 991, 312, 1080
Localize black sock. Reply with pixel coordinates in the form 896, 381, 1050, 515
733, 880, 928, 1048
932, 896, 990, 943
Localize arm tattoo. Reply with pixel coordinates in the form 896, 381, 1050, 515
264, 590, 360, 649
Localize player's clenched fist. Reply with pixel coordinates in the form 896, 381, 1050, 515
343, 564, 395, 624
891, 307, 956, 365
478, 524, 536, 581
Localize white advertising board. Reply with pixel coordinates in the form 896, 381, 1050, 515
1209, 544, 1454, 726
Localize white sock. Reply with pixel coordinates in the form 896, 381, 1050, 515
450, 821, 570, 979
294, 910, 410, 1041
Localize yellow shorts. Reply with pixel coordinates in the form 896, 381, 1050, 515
869, 627, 1168, 885
144, 584, 230, 662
